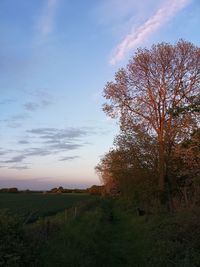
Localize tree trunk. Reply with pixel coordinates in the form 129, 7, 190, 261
183, 187, 189, 207
158, 137, 168, 207
158, 139, 165, 191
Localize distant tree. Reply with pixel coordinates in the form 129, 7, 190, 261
0, 188, 8, 193
95, 150, 121, 196
50, 187, 58, 193
103, 40, 200, 205
88, 185, 104, 195
58, 186, 64, 193
25, 189, 31, 193
8, 188, 18, 193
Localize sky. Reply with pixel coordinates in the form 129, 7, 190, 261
0, 0, 200, 190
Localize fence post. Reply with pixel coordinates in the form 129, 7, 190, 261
74, 207, 77, 218
46, 220, 50, 239
65, 209, 67, 222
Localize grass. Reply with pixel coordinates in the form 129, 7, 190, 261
0, 193, 98, 266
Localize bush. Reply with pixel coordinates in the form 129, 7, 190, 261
0, 212, 27, 266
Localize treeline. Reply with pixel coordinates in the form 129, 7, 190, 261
96, 40, 200, 212
49, 185, 103, 195
0, 185, 104, 195
49, 186, 86, 194
0, 188, 19, 193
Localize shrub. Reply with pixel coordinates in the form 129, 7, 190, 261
0, 212, 27, 266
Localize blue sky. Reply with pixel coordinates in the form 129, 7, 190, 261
0, 0, 200, 190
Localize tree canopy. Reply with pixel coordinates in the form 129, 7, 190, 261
99, 40, 200, 208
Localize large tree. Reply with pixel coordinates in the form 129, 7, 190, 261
103, 40, 200, 202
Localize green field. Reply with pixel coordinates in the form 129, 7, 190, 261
0, 193, 94, 222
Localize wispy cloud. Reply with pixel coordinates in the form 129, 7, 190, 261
110, 0, 191, 64
24, 102, 39, 111
27, 127, 91, 141
25, 127, 90, 154
3, 113, 30, 128
18, 140, 30, 145
24, 89, 53, 111
9, 165, 30, 170
0, 148, 9, 156
24, 99, 52, 111
59, 156, 80, 161
2, 155, 26, 164
0, 127, 95, 169
36, 0, 60, 37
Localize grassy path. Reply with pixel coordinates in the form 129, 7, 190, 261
28, 198, 200, 266
38, 199, 149, 267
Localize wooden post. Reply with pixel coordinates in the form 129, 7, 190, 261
74, 207, 77, 218
46, 220, 50, 239
65, 209, 67, 222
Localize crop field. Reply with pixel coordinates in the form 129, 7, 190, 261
0, 193, 94, 222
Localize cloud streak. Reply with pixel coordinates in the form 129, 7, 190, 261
36, 0, 60, 37
9, 165, 30, 170
110, 0, 190, 64
3, 113, 30, 128
24, 99, 52, 111
18, 140, 30, 145
59, 156, 80, 161
27, 127, 91, 142
2, 155, 26, 164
